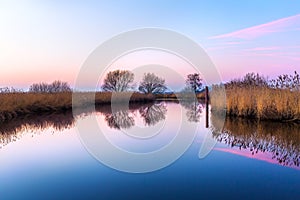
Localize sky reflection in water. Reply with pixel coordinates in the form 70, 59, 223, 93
0, 102, 299, 199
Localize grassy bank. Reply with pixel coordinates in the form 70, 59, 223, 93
0, 92, 155, 124
211, 85, 300, 122
154, 91, 206, 100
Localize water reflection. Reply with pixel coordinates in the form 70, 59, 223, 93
102, 102, 167, 129
0, 103, 168, 147
180, 98, 204, 122
139, 103, 167, 126
2, 102, 300, 169
0, 111, 75, 148
211, 113, 300, 167
105, 111, 135, 129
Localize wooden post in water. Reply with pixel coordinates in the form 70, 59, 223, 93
205, 86, 209, 128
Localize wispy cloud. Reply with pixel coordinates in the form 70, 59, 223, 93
204, 14, 300, 80
245, 46, 280, 51
205, 41, 247, 51
210, 14, 300, 40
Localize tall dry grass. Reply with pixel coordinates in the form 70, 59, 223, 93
211, 83, 300, 122
0, 92, 154, 123
0, 92, 72, 120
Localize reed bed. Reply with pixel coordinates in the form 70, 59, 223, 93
0, 92, 72, 122
0, 92, 154, 123
211, 72, 300, 122
211, 85, 300, 122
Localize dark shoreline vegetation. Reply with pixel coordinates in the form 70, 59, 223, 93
0, 70, 299, 124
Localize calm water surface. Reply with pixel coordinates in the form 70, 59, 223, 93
0, 102, 299, 200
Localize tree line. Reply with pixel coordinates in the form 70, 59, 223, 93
3, 70, 299, 94
23, 70, 203, 94
29, 80, 72, 93
101, 70, 203, 94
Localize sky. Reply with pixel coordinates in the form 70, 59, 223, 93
1, 0, 300, 90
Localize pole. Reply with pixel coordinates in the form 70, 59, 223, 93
205, 86, 209, 128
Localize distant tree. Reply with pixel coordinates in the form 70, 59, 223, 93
49, 81, 72, 92
29, 81, 71, 93
0, 87, 23, 93
102, 70, 134, 92
186, 73, 203, 93
29, 82, 49, 93
138, 73, 167, 94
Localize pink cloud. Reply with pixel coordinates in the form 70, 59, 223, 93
210, 14, 300, 40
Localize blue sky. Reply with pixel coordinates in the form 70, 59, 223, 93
1, 0, 300, 89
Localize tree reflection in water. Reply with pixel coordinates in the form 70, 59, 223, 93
4, 101, 299, 168
139, 102, 167, 126
0, 103, 168, 147
105, 110, 135, 129
211, 112, 300, 167
180, 98, 203, 122
104, 102, 167, 129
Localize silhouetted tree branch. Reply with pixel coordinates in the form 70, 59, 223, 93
186, 73, 203, 93
102, 70, 134, 92
29, 81, 71, 93
138, 73, 167, 94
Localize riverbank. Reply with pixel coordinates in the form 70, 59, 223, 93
0, 90, 209, 124
211, 85, 300, 123
0, 92, 155, 124
155, 92, 206, 99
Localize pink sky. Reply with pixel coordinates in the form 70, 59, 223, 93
0, 2, 299, 90
205, 14, 300, 81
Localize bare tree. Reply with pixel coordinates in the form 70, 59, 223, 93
186, 73, 203, 93
102, 70, 134, 92
50, 81, 72, 92
138, 73, 167, 94
29, 81, 71, 93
